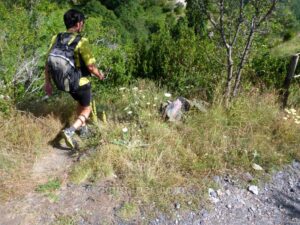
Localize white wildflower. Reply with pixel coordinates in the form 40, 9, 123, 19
285, 108, 291, 114
164, 93, 172, 98
283, 117, 288, 120
295, 120, 300, 124
154, 97, 158, 101
124, 106, 129, 111
290, 108, 296, 114
127, 111, 133, 115
142, 95, 145, 99
119, 87, 126, 91
132, 87, 139, 91
147, 102, 150, 105
153, 104, 156, 107
122, 127, 128, 133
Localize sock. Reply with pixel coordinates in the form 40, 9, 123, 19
68, 126, 76, 133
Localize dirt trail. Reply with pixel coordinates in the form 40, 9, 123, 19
0, 147, 128, 225
0, 147, 300, 225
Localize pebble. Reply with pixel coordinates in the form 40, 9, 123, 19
252, 163, 264, 171
217, 189, 224, 197
225, 190, 231, 196
242, 172, 254, 182
248, 185, 259, 195
208, 188, 217, 198
175, 203, 181, 209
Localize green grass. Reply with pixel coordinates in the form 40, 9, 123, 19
271, 34, 300, 58
36, 178, 61, 193
52, 215, 76, 225
116, 202, 138, 221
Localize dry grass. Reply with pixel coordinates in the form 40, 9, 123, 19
0, 108, 62, 201
69, 81, 300, 215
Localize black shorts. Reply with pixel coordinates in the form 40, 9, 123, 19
70, 83, 91, 107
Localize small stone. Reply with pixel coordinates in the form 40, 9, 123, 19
208, 188, 217, 198
238, 198, 246, 205
248, 185, 259, 195
187, 201, 192, 205
242, 172, 254, 182
175, 202, 181, 209
292, 160, 300, 169
252, 163, 263, 171
249, 206, 256, 212
216, 189, 224, 197
227, 204, 232, 209
225, 190, 231, 196
208, 188, 220, 203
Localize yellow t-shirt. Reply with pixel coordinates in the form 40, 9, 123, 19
48, 33, 96, 86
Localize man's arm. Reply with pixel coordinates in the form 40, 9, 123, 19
87, 64, 105, 80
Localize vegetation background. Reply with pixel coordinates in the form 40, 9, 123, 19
1, 0, 300, 221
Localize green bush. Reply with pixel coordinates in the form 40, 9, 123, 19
134, 20, 221, 100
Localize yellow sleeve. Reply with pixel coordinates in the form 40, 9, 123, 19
78, 38, 96, 66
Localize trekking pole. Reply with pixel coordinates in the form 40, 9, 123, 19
91, 99, 98, 125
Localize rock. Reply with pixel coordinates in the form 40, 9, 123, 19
292, 160, 300, 169
208, 188, 217, 198
174, 202, 181, 209
227, 204, 232, 209
248, 185, 259, 195
252, 163, 263, 171
225, 190, 231, 196
208, 188, 220, 203
216, 189, 224, 197
242, 172, 254, 182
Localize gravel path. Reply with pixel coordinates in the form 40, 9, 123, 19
0, 146, 299, 225
150, 161, 300, 225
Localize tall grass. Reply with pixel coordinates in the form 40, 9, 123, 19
68, 80, 300, 216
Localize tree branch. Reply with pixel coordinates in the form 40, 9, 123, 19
231, 0, 244, 46
219, 0, 229, 49
257, 0, 278, 27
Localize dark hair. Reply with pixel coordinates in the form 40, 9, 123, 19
63, 9, 85, 29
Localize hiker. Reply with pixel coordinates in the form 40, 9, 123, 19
44, 9, 105, 148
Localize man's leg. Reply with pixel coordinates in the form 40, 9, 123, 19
62, 84, 92, 148
73, 104, 91, 129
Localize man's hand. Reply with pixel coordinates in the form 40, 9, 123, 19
44, 82, 52, 96
87, 64, 105, 80
98, 72, 105, 80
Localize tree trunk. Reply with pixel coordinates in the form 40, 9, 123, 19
225, 46, 233, 107
232, 19, 255, 97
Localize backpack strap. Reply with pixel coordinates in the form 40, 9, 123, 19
68, 34, 82, 50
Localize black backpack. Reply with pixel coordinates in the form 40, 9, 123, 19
47, 33, 82, 92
